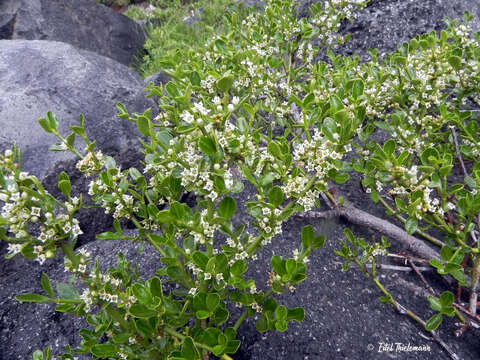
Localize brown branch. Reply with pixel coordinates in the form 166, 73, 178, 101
409, 259, 437, 296
296, 205, 441, 261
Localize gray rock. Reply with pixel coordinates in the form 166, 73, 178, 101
144, 70, 171, 87
0, 40, 155, 242
235, 0, 266, 9
0, 0, 146, 66
326, 0, 480, 61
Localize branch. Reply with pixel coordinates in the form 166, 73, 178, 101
296, 205, 441, 261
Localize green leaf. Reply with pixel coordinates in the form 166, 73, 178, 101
268, 142, 281, 158
137, 115, 150, 136
334, 173, 349, 184
218, 197, 236, 219
213, 306, 229, 325
189, 71, 201, 86
383, 139, 396, 156
256, 315, 268, 332
465, 175, 476, 189
196, 310, 211, 319
41, 273, 55, 298
427, 296, 442, 312
275, 305, 287, 320
192, 251, 209, 270
32, 350, 44, 360
149, 276, 163, 299
167, 265, 185, 282
129, 304, 157, 318
46, 111, 59, 131
170, 201, 186, 220
329, 94, 344, 113
440, 291, 454, 306
425, 313, 443, 331
56, 283, 80, 300
259, 172, 276, 187
271, 255, 286, 276
448, 55, 462, 71
181, 336, 201, 360
312, 235, 326, 250
286, 307, 305, 322
38, 117, 52, 133
96, 231, 119, 240
285, 259, 296, 275
217, 76, 234, 93
352, 79, 364, 99
132, 284, 152, 305
206, 293, 220, 312
15, 293, 51, 303
57, 179, 71, 197
225, 339, 241, 354
199, 136, 217, 156
65, 133, 75, 148
275, 320, 288, 332
333, 109, 349, 123
230, 260, 247, 277
268, 186, 284, 206
301, 225, 315, 248
91, 344, 117, 357
405, 217, 418, 235
165, 82, 180, 97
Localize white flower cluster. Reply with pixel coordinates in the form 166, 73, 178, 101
191, 209, 221, 245
76, 150, 105, 176
0, 152, 82, 263
291, 129, 344, 190
88, 168, 136, 220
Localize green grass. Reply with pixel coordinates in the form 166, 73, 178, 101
122, 0, 237, 78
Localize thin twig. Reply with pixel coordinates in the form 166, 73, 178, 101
366, 263, 432, 272
408, 259, 437, 296
387, 252, 432, 264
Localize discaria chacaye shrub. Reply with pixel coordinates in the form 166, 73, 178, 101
2, 0, 480, 359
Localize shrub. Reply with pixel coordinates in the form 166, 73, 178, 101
2, 0, 480, 359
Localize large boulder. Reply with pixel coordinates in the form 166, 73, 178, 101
0, 0, 146, 66
0, 39, 155, 242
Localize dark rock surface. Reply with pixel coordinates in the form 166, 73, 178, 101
0, 39, 155, 242
0, 0, 146, 65
316, 0, 480, 61
144, 70, 171, 87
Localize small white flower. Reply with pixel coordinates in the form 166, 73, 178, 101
189, 287, 198, 296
